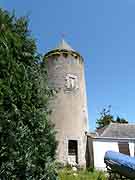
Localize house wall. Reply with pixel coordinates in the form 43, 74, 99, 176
93, 139, 119, 170
93, 139, 135, 170
129, 142, 134, 157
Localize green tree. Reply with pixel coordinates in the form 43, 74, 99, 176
115, 116, 128, 124
96, 105, 128, 129
96, 105, 114, 129
0, 8, 57, 179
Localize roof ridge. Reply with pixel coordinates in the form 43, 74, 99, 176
96, 123, 135, 139
112, 123, 135, 126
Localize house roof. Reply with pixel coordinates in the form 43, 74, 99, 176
96, 125, 108, 136
96, 123, 135, 139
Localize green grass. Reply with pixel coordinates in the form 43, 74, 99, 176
58, 168, 107, 180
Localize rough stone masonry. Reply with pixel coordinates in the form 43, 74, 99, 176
44, 39, 88, 167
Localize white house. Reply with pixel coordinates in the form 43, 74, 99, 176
86, 123, 135, 170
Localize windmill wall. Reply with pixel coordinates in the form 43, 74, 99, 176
44, 48, 88, 166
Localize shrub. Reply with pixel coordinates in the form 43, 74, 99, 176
0, 8, 57, 179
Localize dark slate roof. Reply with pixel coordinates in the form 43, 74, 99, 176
97, 123, 135, 139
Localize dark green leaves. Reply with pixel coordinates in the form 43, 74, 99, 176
0, 8, 57, 179
96, 105, 128, 129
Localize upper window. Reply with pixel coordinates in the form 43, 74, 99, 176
65, 74, 79, 90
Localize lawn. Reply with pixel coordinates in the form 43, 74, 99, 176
58, 168, 107, 180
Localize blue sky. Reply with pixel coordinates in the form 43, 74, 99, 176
1, 0, 135, 130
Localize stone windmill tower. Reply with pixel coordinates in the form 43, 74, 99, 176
44, 39, 88, 166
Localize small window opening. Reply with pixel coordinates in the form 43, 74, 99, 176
68, 140, 78, 163
52, 54, 60, 59
63, 52, 68, 58
74, 55, 78, 59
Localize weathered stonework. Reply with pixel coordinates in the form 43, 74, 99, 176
44, 40, 88, 166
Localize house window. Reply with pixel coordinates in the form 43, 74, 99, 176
65, 74, 79, 90
68, 140, 78, 163
118, 142, 130, 155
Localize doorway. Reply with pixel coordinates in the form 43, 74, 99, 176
68, 140, 78, 164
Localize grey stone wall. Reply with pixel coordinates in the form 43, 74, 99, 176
45, 50, 88, 166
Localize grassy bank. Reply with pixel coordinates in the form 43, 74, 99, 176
58, 168, 107, 180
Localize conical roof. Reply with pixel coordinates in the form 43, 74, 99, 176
56, 39, 74, 51
44, 39, 84, 62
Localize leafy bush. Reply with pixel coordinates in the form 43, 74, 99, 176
0, 8, 57, 179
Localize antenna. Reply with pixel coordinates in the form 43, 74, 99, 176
61, 32, 67, 40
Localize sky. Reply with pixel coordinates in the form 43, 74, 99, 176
1, 0, 135, 130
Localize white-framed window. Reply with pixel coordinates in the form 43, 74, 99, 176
65, 74, 79, 90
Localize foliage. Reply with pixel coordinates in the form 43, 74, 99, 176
115, 116, 128, 124
96, 105, 128, 129
0, 8, 57, 179
96, 106, 114, 129
58, 168, 107, 180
